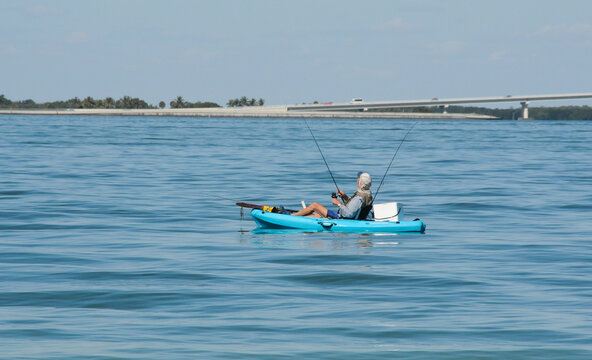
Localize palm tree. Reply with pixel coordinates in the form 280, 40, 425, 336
170, 96, 185, 109
159, 101, 166, 109
81, 96, 97, 108
67, 97, 82, 108
0, 94, 11, 107
118, 96, 133, 108
103, 97, 115, 109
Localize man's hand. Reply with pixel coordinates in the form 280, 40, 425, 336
331, 197, 342, 206
337, 190, 348, 201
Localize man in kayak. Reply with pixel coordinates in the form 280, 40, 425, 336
291, 172, 373, 220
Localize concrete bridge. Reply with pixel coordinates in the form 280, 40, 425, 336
287, 93, 592, 119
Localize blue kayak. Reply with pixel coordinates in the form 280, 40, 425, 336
249, 209, 426, 233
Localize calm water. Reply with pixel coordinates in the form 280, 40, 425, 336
1, 115, 591, 359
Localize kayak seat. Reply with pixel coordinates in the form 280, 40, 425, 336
357, 204, 373, 220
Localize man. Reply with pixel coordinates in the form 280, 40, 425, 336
291, 172, 373, 220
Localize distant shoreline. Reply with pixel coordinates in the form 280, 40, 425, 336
0, 107, 498, 120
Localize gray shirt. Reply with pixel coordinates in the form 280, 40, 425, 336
338, 196, 364, 219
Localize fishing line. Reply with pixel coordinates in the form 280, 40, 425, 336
372, 121, 418, 204
303, 119, 340, 192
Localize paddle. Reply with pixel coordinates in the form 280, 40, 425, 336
236, 202, 296, 213
236, 202, 265, 210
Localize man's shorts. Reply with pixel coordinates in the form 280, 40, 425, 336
326, 210, 339, 219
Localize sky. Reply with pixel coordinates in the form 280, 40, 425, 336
1, 0, 592, 107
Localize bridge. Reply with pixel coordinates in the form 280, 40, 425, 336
287, 93, 592, 119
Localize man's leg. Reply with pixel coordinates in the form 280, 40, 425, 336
291, 202, 328, 217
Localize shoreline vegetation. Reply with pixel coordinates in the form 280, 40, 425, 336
374, 105, 592, 120
1, 94, 592, 120
0, 94, 263, 110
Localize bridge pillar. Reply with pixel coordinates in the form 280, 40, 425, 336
519, 101, 529, 120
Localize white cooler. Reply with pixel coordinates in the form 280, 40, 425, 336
373, 202, 404, 222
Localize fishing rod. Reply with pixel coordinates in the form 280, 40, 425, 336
303, 119, 340, 193
372, 121, 418, 204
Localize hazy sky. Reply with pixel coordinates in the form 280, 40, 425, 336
1, 0, 591, 107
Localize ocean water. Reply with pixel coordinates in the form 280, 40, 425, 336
1, 115, 591, 359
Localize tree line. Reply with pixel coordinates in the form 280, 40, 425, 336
0, 94, 156, 109
369, 104, 592, 120
0, 94, 265, 110
227, 97, 264, 107
446, 105, 592, 120
168, 96, 220, 109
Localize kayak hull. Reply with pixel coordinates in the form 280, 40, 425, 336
250, 209, 426, 233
